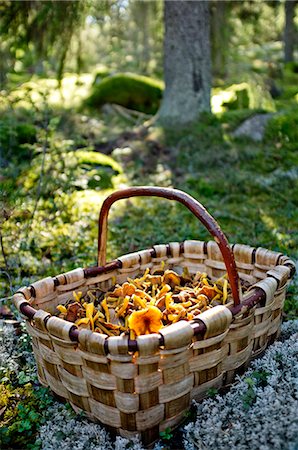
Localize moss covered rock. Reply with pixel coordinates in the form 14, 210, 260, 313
212, 80, 275, 113
86, 73, 164, 114
222, 83, 250, 110
93, 66, 111, 85
21, 148, 122, 194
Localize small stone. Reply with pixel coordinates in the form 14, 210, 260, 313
232, 113, 274, 142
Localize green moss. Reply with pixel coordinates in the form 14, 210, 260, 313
217, 109, 260, 130
279, 85, 298, 100
15, 123, 36, 145
0, 116, 37, 162
222, 83, 250, 110
92, 66, 111, 85
284, 62, 298, 75
20, 147, 122, 194
265, 108, 298, 145
85, 72, 164, 114
213, 80, 275, 113
74, 149, 122, 173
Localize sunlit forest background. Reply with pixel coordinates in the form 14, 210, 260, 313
0, 1, 298, 448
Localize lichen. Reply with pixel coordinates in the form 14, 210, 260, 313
183, 320, 298, 450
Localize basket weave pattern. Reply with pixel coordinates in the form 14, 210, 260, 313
14, 239, 294, 445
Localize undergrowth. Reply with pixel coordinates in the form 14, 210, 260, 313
0, 68, 297, 449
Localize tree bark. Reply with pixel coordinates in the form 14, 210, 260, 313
131, 1, 151, 73
284, 0, 297, 63
211, 0, 230, 79
158, 0, 211, 127
141, 1, 151, 73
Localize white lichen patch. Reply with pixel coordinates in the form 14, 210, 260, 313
183, 320, 298, 450
38, 403, 143, 450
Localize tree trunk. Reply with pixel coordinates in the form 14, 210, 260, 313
141, 1, 151, 73
211, 0, 229, 79
158, 0, 211, 127
132, 1, 151, 73
284, 0, 297, 63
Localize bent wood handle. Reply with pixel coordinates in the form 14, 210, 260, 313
97, 186, 242, 306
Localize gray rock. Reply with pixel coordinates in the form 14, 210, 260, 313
232, 113, 274, 141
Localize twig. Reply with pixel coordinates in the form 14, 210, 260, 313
30, 122, 49, 227
0, 269, 13, 295
111, 104, 152, 122
0, 295, 13, 303
0, 228, 9, 272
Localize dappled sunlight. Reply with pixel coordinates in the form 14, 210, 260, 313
1, 73, 93, 109
260, 210, 296, 251
211, 79, 276, 114
212, 87, 237, 113
70, 188, 115, 214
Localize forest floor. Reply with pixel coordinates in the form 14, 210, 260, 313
0, 71, 298, 448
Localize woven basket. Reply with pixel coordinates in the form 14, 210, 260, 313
14, 187, 295, 446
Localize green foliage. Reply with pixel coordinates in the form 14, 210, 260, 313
20, 147, 122, 195
217, 109, 260, 131
160, 427, 173, 441
278, 85, 298, 100
0, 324, 55, 449
207, 387, 219, 398
85, 73, 164, 114
0, 383, 55, 449
265, 108, 298, 147
0, 0, 88, 82
284, 62, 298, 75
241, 370, 270, 410
284, 283, 298, 320
0, 113, 37, 164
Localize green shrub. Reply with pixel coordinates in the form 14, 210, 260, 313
0, 116, 37, 164
85, 72, 164, 114
265, 108, 298, 145
284, 61, 298, 74
279, 84, 298, 100
0, 383, 55, 449
282, 64, 298, 85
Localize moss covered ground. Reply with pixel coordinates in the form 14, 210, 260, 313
0, 69, 298, 448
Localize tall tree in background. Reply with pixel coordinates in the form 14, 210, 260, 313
284, 0, 297, 63
158, 0, 211, 127
211, 0, 230, 80
131, 1, 151, 73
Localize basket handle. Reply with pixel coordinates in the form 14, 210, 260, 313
97, 186, 242, 306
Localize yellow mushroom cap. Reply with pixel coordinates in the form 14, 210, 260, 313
128, 305, 163, 336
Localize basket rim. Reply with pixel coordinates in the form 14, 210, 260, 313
14, 240, 296, 353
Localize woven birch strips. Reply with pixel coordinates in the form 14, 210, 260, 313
14, 239, 295, 445
14, 184, 295, 447
14, 239, 295, 446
